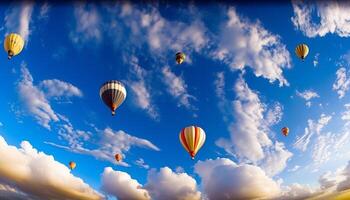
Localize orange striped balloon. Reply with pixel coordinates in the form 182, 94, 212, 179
115, 153, 122, 162
281, 127, 289, 136
179, 126, 206, 159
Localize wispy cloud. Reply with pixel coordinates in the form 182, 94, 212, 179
333, 67, 350, 99
17, 64, 59, 129
128, 56, 159, 119
292, 0, 350, 37
296, 89, 320, 107
294, 114, 332, 152
161, 66, 196, 109
70, 3, 101, 45
47, 127, 160, 166
4, 2, 33, 41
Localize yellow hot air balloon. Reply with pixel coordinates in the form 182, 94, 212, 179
115, 153, 122, 162
69, 161, 76, 170
4, 33, 24, 60
179, 125, 206, 159
175, 52, 186, 64
295, 44, 309, 60
281, 127, 289, 136
100, 80, 127, 116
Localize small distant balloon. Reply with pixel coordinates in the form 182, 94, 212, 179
4, 33, 24, 60
281, 127, 289, 136
100, 80, 127, 116
295, 44, 309, 60
175, 52, 186, 64
115, 153, 122, 162
179, 125, 206, 159
69, 161, 76, 170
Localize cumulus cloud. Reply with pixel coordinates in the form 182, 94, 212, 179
333, 67, 350, 99
70, 3, 101, 45
292, 0, 350, 37
212, 8, 291, 86
4, 2, 33, 41
101, 166, 200, 200
280, 183, 317, 200
101, 167, 150, 200
39, 79, 83, 99
0, 135, 103, 200
195, 158, 281, 200
294, 114, 332, 152
0, 183, 31, 200
128, 56, 158, 119
161, 66, 196, 109
47, 127, 159, 165
18, 65, 59, 129
145, 167, 201, 200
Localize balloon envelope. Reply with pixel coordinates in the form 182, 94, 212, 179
295, 44, 309, 60
179, 125, 206, 159
4, 33, 24, 60
69, 161, 76, 170
115, 153, 122, 162
175, 52, 186, 64
100, 80, 126, 116
281, 127, 289, 136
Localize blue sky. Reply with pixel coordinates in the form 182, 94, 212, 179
2, 1, 350, 200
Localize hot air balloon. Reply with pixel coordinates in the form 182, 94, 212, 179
4, 33, 24, 60
100, 80, 126, 116
281, 127, 289, 136
295, 44, 309, 60
115, 153, 122, 162
179, 125, 206, 159
69, 161, 76, 170
175, 52, 186, 64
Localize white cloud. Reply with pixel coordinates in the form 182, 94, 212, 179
102, 166, 200, 200
333, 67, 350, 99
296, 89, 320, 101
161, 66, 196, 109
195, 158, 281, 200
216, 76, 291, 175
292, 0, 350, 37
47, 127, 160, 165
39, 79, 83, 99
101, 167, 150, 200
288, 165, 301, 172
294, 114, 332, 152
260, 142, 293, 177
265, 102, 283, 126
128, 56, 158, 119
135, 158, 150, 169
4, 2, 33, 41
212, 8, 291, 86
18, 64, 59, 130
145, 167, 201, 200
280, 183, 317, 200
38, 3, 50, 20
226, 76, 272, 162
337, 161, 350, 191
0, 135, 103, 200
70, 3, 101, 45
313, 53, 320, 67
